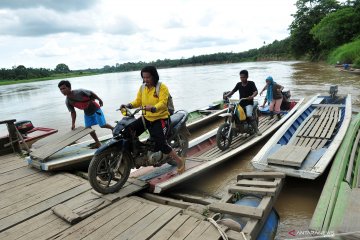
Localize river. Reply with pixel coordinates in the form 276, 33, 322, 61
1, 61, 359, 239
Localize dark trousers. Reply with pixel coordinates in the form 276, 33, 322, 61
132, 117, 172, 154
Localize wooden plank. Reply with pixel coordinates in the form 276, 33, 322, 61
49, 197, 132, 239
0, 177, 81, 219
225, 230, 247, 240
229, 186, 276, 196
308, 109, 329, 137
237, 171, 285, 180
208, 202, 263, 219
242, 181, 284, 239
296, 137, 305, 146
93, 181, 148, 203
184, 221, 212, 240
325, 117, 338, 139
306, 138, 316, 148
141, 192, 193, 209
267, 145, 311, 167
317, 139, 328, 149
338, 189, 360, 233
0, 211, 58, 239
0, 167, 39, 185
32, 128, 94, 160
0, 172, 47, 193
0, 174, 76, 210
117, 205, 172, 240
300, 138, 310, 147
169, 217, 202, 240
297, 116, 316, 136
131, 208, 182, 240
93, 203, 158, 240
197, 224, 227, 240
150, 214, 190, 240
52, 204, 81, 225
0, 183, 90, 232
314, 108, 334, 138
53, 190, 112, 223
0, 159, 28, 173
15, 215, 68, 240
30, 127, 94, 160
236, 179, 278, 188
66, 200, 146, 239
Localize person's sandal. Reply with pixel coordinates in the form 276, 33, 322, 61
177, 157, 186, 174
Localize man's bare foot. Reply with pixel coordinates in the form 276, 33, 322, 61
177, 157, 186, 174
89, 142, 101, 149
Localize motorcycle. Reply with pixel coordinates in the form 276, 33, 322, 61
216, 96, 259, 151
88, 107, 189, 194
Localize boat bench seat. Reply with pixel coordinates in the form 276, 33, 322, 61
267, 145, 312, 167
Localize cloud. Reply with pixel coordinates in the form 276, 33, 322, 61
0, 0, 298, 69
0, 0, 98, 12
100, 16, 140, 35
176, 36, 245, 50
22, 40, 70, 57
0, 8, 95, 36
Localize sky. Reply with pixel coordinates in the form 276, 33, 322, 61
0, 0, 297, 70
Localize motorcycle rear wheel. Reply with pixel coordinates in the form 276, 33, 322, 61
88, 148, 131, 194
216, 122, 233, 151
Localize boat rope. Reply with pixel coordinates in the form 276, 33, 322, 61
207, 216, 229, 240
207, 213, 229, 240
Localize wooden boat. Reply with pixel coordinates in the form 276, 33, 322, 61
251, 92, 352, 179
131, 98, 304, 193
142, 171, 284, 239
339, 68, 360, 75
309, 113, 360, 237
186, 100, 227, 131
26, 102, 227, 171
0, 120, 57, 150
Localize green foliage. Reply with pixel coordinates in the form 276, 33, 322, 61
55, 63, 70, 73
327, 38, 360, 66
311, 7, 360, 49
289, 0, 340, 58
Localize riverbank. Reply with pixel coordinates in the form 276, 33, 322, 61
0, 72, 99, 86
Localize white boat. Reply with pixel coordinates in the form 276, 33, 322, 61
251, 90, 352, 179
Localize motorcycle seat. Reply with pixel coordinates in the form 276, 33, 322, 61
170, 111, 184, 129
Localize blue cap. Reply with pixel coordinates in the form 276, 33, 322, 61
266, 76, 273, 81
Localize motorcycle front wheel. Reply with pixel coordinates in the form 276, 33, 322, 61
88, 148, 131, 194
216, 122, 233, 151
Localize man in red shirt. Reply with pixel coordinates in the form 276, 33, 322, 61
58, 80, 113, 148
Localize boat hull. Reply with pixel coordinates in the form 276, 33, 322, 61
252, 94, 352, 179
310, 112, 360, 233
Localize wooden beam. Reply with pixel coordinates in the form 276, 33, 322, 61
237, 171, 285, 181
208, 202, 263, 219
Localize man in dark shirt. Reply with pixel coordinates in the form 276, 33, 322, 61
58, 80, 113, 148
224, 69, 261, 135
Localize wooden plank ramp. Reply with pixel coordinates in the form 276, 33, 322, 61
1, 153, 243, 240
30, 127, 94, 161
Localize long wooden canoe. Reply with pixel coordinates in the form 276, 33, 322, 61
309, 113, 360, 236
251, 94, 352, 179
132, 98, 304, 193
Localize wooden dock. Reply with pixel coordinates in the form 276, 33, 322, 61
2, 153, 281, 240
